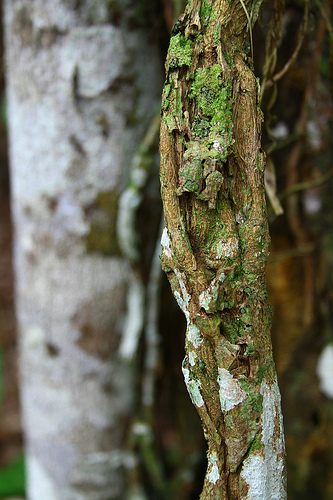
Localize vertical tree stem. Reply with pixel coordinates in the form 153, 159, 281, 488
160, 1, 286, 498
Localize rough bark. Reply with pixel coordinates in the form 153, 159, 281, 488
5, 1, 162, 498
160, 1, 286, 498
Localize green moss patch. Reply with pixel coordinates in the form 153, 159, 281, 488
168, 33, 193, 69
189, 65, 233, 162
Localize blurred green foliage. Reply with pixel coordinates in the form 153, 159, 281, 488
0, 455, 25, 497
0, 352, 25, 497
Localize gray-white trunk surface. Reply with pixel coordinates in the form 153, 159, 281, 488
4, 1, 162, 498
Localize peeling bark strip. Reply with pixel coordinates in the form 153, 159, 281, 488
160, 1, 286, 498
5, 1, 162, 498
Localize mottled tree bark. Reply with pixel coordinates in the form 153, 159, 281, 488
160, 1, 286, 498
5, 1, 162, 498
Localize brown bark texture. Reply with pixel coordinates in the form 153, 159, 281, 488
160, 1, 286, 498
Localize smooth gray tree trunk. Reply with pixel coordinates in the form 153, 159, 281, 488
4, 1, 162, 498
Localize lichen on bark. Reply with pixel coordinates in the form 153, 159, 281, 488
160, 0, 286, 498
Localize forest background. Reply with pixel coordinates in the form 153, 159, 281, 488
0, 0, 333, 499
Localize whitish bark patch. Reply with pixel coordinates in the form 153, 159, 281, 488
217, 368, 246, 412
174, 269, 191, 323
119, 276, 144, 360
182, 365, 204, 408
187, 324, 203, 348
28, 456, 59, 500
161, 227, 172, 258
207, 452, 220, 484
240, 381, 286, 499
317, 344, 333, 398
117, 189, 142, 262
189, 351, 198, 366
240, 454, 266, 499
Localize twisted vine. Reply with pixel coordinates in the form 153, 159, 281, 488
160, 1, 286, 498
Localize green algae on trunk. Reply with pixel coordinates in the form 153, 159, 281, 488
160, 0, 286, 498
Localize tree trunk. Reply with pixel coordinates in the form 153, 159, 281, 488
160, 1, 286, 498
4, 1, 162, 498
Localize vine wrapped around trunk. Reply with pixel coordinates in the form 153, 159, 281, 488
160, 1, 286, 498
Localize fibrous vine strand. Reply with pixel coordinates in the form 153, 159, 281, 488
160, 0, 287, 498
